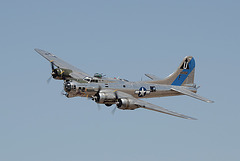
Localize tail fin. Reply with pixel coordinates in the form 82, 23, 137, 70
147, 56, 195, 86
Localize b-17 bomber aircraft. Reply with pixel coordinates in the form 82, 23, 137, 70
35, 49, 214, 120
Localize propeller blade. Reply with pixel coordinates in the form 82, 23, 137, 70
61, 89, 66, 96
97, 104, 101, 111
96, 85, 102, 94
114, 91, 118, 100
51, 61, 54, 71
112, 106, 117, 115
47, 76, 52, 84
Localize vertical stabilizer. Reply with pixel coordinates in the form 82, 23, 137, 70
147, 56, 195, 86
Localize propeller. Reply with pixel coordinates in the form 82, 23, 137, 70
111, 91, 120, 115
61, 89, 68, 97
111, 106, 117, 115
114, 91, 118, 100
47, 61, 56, 84
97, 104, 101, 111
91, 85, 102, 110
92, 86, 102, 102
61, 89, 66, 95
47, 75, 52, 84
96, 85, 102, 95
51, 61, 54, 71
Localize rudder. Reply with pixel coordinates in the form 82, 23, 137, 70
171, 56, 195, 86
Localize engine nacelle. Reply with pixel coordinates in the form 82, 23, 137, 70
64, 81, 77, 92
94, 92, 116, 104
52, 68, 72, 80
116, 98, 138, 110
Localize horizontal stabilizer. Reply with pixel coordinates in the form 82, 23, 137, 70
145, 74, 161, 80
171, 86, 214, 103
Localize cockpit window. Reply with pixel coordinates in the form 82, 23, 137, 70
91, 79, 98, 83
84, 76, 99, 83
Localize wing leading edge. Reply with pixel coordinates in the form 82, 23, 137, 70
34, 48, 90, 79
134, 99, 197, 120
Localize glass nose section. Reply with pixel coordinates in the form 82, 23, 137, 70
65, 82, 72, 92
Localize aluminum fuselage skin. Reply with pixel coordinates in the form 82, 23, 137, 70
65, 79, 197, 99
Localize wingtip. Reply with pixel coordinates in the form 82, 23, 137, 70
34, 48, 43, 52
207, 100, 214, 103
34, 48, 49, 55
182, 115, 197, 120
187, 117, 198, 120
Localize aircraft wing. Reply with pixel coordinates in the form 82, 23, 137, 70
35, 48, 91, 79
116, 91, 196, 120
171, 86, 214, 103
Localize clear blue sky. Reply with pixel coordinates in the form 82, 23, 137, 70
1, 1, 239, 161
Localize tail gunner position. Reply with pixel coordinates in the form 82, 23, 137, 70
35, 49, 214, 120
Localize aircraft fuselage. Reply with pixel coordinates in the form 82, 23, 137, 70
64, 79, 197, 100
